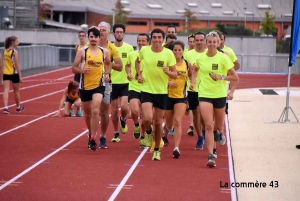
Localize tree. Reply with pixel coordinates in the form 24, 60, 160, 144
260, 10, 276, 35
108, 0, 131, 26
182, 8, 198, 34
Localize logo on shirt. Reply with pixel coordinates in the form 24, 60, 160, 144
88, 60, 103, 67
177, 70, 187, 75
122, 53, 127, 58
157, 61, 164, 67
212, 64, 218, 70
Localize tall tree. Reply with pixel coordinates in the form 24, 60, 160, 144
108, 0, 131, 26
260, 10, 276, 35
182, 8, 198, 33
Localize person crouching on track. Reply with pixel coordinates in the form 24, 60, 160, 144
53, 81, 83, 117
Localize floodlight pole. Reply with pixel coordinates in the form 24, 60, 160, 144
278, 66, 299, 122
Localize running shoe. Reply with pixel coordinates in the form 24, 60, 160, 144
89, 139, 97, 151
69, 110, 75, 117
207, 154, 216, 168
213, 149, 218, 158
195, 136, 204, 150
144, 133, 153, 147
152, 150, 161, 161
139, 137, 146, 148
133, 123, 140, 139
162, 136, 169, 146
173, 147, 180, 159
169, 127, 174, 136
187, 126, 194, 136
3, 108, 10, 114
76, 108, 83, 117
214, 130, 220, 142
219, 133, 226, 146
150, 138, 164, 152
16, 106, 25, 113
111, 133, 121, 142
99, 136, 107, 148
119, 116, 128, 134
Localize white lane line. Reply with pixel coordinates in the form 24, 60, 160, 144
0, 110, 59, 137
0, 130, 88, 191
0, 90, 63, 110
225, 115, 238, 201
108, 148, 148, 201
0, 74, 72, 95
23, 67, 71, 80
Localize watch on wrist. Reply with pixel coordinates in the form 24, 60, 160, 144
221, 75, 225, 80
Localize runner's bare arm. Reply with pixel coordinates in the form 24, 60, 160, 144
53, 87, 68, 117
163, 65, 177, 79
72, 49, 85, 74
0, 54, 3, 85
112, 57, 122, 71
13, 51, 22, 80
104, 49, 112, 74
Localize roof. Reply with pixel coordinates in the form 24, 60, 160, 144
43, 0, 293, 21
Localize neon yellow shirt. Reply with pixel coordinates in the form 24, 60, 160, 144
222, 45, 237, 63
127, 50, 142, 92
111, 42, 134, 84
139, 46, 176, 94
184, 49, 205, 92
195, 51, 233, 98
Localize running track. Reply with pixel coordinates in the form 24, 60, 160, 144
0, 67, 299, 201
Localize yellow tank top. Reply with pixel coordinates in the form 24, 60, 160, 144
168, 60, 188, 99
67, 91, 80, 100
80, 47, 105, 90
3, 49, 16, 75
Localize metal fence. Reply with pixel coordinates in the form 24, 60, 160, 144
236, 53, 300, 74
0, 45, 59, 70
0, 45, 299, 74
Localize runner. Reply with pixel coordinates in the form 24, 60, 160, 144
2, 36, 24, 114
136, 28, 177, 161
110, 23, 134, 142
164, 40, 191, 158
184, 32, 206, 150
126, 33, 150, 147
52, 81, 82, 117
74, 31, 87, 82
191, 31, 239, 167
97, 21, 123, 148
72, 26, 111, 151
187, 34, 195, 50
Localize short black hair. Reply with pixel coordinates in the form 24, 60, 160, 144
194, 31, 206, 38
113, 23, 126, 33
166, 25, 177, 33
166, 40, 185, 51
166, 34, 177, 41
151, 28, 165, 39
137, 33, 150, 42
88, 27, 100, 37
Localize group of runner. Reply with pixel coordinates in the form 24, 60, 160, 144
0, 23, 242, 167
67, 23, 240, 167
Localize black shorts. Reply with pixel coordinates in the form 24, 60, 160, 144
128, 90, 141, 102
74, 73, 81, 83
3, 74, 20, 83
112, 83, 129, 100
66, 96, 75, 104
187, 91, 199, 110
141, 91, 167, 110
199, 97, 227, 109
79, 86, 105, 102
165, 97, 187, 110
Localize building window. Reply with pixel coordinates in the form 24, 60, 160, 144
154, 22, 179, 26
128, 21, 147, 26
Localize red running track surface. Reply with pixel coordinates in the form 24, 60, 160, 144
0, 69, 299, 201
